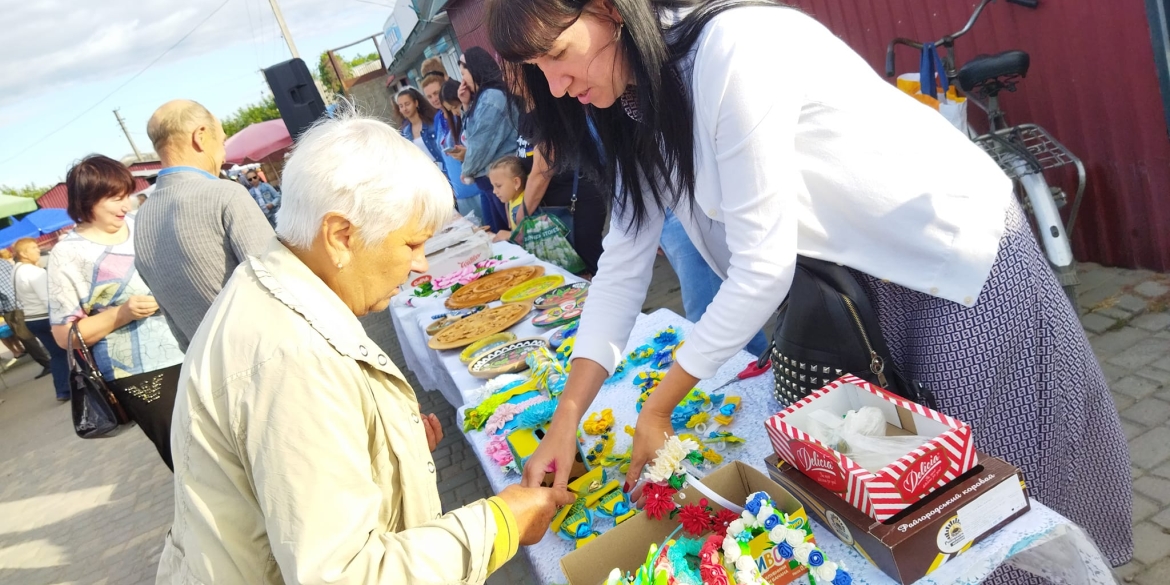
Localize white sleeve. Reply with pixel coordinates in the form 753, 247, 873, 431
673, 11, 806, 379
572, 196, 665, 374
28, 266, 49, 308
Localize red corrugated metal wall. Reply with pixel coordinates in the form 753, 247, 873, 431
787, 0, 1170, 271
447, 0, 494, 55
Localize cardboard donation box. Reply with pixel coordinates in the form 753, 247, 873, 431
765, 375, 977, 522
402, 216, 493, 292
561, 462, 812, 585
767, 454, 1031, 584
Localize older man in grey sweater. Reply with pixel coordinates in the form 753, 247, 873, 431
135, 100, 273, 350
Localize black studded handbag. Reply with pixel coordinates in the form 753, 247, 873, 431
762, 256, 911, 406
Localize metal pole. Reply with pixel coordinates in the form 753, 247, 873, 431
113, 109, 144, 162
267, 0, 301, 59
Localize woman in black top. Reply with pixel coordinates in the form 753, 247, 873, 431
516, 112, 606, 276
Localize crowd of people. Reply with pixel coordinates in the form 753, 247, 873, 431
13, 1, 1133, 583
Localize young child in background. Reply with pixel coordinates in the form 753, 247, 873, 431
488, 155, 528, 242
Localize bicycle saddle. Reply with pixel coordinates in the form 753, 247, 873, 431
957, 50, 1031, 97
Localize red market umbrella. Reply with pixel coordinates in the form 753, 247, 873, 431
224, 119, 293, 164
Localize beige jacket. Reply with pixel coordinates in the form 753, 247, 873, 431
157, 239, 503, 584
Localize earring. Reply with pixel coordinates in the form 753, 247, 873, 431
337, 262, 344, 269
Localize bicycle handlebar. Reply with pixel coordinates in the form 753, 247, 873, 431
884, 0, 1040, 78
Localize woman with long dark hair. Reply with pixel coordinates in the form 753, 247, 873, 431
486, 0, 1133, 575
393, 87, 444, 169
440, 79, 485, 221
446, 47, 518, 233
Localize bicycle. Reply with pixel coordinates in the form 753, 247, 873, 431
886, 0, 1086, 305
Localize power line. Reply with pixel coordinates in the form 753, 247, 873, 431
242, 0, 262, 69
0, 0, 234, 168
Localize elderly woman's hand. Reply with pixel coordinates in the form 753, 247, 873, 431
422, 413, 443, 452
497, 484, 577, 545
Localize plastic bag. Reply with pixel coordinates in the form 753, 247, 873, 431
509, 213, 586, 274
807, 407, 938, 473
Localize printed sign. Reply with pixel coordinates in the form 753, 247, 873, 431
788, 439, 847, 493
898, 445, 952, 501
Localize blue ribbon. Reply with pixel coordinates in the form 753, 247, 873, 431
919, 43, 951, 100
157, 166, 218, 180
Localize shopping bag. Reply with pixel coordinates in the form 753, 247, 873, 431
895, 64, 971, 136
509, 213, 586, 274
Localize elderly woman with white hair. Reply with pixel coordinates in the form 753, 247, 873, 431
156, 111, 573, 585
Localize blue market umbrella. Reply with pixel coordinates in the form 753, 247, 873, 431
0, 221, 42, 249
21, 208, 74, 234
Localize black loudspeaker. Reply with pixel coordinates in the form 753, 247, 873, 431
263, 58, 326, 141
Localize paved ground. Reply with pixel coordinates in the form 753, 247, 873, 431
0, 258, 1166, 584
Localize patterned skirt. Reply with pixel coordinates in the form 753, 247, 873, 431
852, 202, 1133, 581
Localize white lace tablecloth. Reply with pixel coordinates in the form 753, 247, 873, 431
389, 241, 585, 407
446, 309, 1112, 584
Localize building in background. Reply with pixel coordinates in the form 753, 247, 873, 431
381, 0, 464, 87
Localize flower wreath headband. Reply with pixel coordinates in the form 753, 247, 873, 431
611, 436, 852, 585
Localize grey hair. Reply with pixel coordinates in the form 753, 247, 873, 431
275, 105, 454, 249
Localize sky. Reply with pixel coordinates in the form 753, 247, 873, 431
0, 0, 398, 189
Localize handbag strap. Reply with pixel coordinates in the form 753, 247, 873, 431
569, 162, 579, 214
67, 321, 101, 375
523, 156, 580, 219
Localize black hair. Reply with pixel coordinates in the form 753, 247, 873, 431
460, 47, 507, 120
487, 0, 779, 230
393, 87, 438, 129
440, 79, 464, 145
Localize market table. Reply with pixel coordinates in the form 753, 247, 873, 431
388, 268, 1114, 584
389, 241, 586, 407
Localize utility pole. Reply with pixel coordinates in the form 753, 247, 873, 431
113, 109, 144, 162
267, 0, 301, 59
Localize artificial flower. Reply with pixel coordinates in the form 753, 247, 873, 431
762, 512, 781, 531
736, 569, 762, 585
484, 435, 514, 467
713, 509, 740, 537
741, 509, 758, 528
785, 529, 806, 547
679, 501, 714, 536
833, 568, 853, 585
793, 542, 815, 564
808, 548, 826, 567
722, 535, 741, 563
727, 519, 745, 538
813, 561, 839, 583
768, 525, 789, 544
744, 491, 768, 516
643, 483, 678, 520
757, 503, 775, 521
777, 541, 794, 559
699, 537, 731, 585
735, 555, 757, 574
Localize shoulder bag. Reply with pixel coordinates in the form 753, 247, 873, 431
762, 256, 917, 406
68, 322, 129, 438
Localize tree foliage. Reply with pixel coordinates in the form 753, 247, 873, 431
0, 183, 49, 199
350, 52, 380, 67
317, 52, 352, 96
221, 96, 282, 138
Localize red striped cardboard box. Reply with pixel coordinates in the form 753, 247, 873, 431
764, 375, 977, 522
